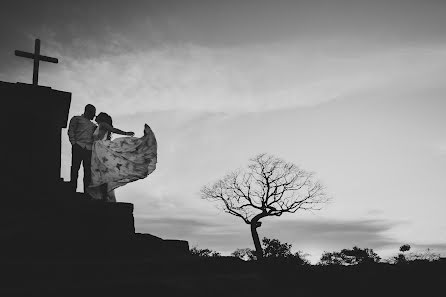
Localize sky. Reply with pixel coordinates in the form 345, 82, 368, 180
1, 0, 446, 263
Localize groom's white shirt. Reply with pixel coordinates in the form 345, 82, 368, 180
67, 115, 97, 150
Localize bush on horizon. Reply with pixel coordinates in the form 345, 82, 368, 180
319, 246, 381, 265
231, 237, 310, 265
190, 247, 221, 257
390, 245, 440, 264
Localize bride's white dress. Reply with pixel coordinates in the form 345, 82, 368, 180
86, 124, 157, 202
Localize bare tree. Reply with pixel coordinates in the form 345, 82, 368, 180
201, 153, 328, 260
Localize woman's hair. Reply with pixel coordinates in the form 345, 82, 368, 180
96, 112, 113, 140
95, 112, 113, 127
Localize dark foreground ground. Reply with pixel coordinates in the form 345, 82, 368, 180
1, 256, 445, 297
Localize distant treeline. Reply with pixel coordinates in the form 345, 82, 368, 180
190, 237, 441, 265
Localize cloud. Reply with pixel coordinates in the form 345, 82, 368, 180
5, 0, 446, 51
366, 209, 385, 216
21, 37, 442, 120
260, 218, 404, 251
134, 214, 446, 262
438, 144, 446, 156
410, 243, 446, 252
4, 0, 446, 83
135, 215, 247, 244
134, 214, 404, 253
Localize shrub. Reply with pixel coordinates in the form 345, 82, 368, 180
190, 247, 221, 257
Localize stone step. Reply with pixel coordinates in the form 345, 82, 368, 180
0, 192, 190, 260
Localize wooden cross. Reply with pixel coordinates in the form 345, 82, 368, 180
14, 39, 59, 86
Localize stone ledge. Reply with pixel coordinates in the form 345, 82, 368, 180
1, 193, 135, 241
132, 233, 190, 258
0, 193, 190, 260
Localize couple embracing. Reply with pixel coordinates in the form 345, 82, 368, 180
68, 104, 157, 202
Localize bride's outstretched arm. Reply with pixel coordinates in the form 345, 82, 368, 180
101, 122, 134, 136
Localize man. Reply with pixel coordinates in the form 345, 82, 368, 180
68, 104, 97, 193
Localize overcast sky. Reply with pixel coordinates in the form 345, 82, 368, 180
1, 0, 446, 262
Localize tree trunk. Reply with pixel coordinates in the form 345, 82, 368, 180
250, 220, 263, 260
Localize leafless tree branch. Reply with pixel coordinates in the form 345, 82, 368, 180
201, 153, 329, 223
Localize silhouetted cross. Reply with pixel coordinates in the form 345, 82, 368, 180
14, 39, 58, 86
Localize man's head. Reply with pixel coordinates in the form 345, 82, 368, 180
83, 104, 96, 120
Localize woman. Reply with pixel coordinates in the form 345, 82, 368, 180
86, 112, 157, 202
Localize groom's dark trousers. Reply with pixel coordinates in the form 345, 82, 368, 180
70, 143, 92, 193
